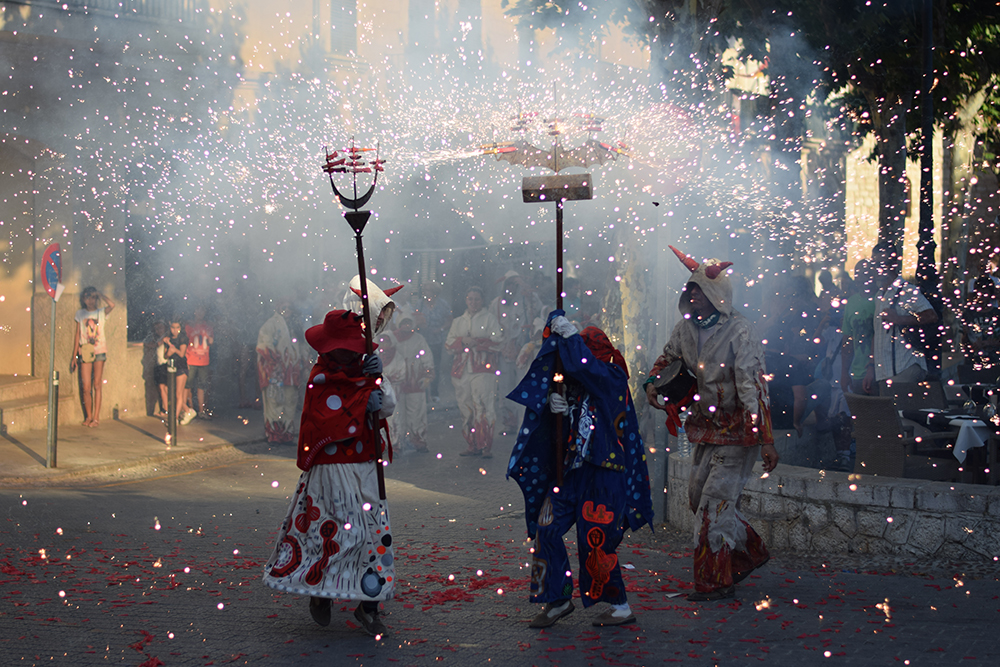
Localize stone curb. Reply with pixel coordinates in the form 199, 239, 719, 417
667, 452, 1000, 561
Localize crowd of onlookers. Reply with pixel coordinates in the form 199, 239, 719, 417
759, 244, 1000, 471
104, 245, 997, 468
127, 269, 601, 453
141, 304, 216, 426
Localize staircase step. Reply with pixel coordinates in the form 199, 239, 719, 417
0, 394, 79, 435
0, 376, 49, 403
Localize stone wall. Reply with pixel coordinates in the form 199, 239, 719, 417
666, 452, 1000, 561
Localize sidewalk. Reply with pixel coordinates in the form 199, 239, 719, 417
0, 395, 457, 488
0, 407, 267, 487
3, 402, 1000, 665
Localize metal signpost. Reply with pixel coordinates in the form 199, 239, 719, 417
40, 243, 64, 468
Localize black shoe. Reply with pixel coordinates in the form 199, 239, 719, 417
687, 585, 736, 602
354, 603, 387, 637
459, 448, 481, 457
309, 596, 331, 626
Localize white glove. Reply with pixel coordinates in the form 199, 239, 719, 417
548, 392, 570, 415
362, 353, 382, 376
550, 315, 577, 338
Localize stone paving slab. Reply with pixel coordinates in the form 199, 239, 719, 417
1, 406, 998, 665
3, 479, 998, 667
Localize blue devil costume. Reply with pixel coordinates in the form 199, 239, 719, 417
506, 312, 654, 610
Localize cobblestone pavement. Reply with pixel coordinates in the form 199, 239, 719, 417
1, 409, 998, 666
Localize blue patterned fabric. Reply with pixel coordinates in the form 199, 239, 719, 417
506, 310, 654, 539
530, 465, 628, 607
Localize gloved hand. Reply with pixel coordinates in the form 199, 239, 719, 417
367, 389, 383, 413
362, 353, 382, 376
549, 391, 570, 415
549, 315, 577, 338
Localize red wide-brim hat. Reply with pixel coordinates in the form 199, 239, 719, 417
306, 309, 367, 355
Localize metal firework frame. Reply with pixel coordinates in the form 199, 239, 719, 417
322, 139, 388, 499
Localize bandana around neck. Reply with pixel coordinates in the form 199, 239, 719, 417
696, 311, 721, 329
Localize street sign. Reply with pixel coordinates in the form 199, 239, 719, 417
40, 243, 61, 300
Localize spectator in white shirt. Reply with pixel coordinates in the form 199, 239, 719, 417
863, 244, 939, 394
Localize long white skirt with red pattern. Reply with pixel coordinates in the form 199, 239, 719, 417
262, 461, 395, 601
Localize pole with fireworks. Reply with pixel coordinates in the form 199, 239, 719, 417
482, 112, 614, 484
522, 174, 593, 486
500, 116, 600, 487
322, 140, 388, 498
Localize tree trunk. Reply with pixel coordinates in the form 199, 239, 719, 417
875, 99, 909, 250
942, 89, 987, 295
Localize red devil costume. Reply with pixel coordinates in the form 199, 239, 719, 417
644, 246, 778, 601
263, 308, 396, 636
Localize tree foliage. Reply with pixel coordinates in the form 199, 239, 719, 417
505, 0, 1000, 246
501, 1, 739, 94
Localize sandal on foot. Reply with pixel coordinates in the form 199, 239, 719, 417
687, 585, 736, 602
592, 608, 636, 627
529, 600, 574, 628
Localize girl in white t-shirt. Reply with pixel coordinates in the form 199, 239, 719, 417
70, 286, 115, 427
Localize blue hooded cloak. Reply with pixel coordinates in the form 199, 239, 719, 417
505, 311, 654, 539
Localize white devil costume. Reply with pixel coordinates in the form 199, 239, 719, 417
644, 246, 774, 599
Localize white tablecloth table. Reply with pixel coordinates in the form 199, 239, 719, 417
900, 409, 991, 464
947, 416, 992, 464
